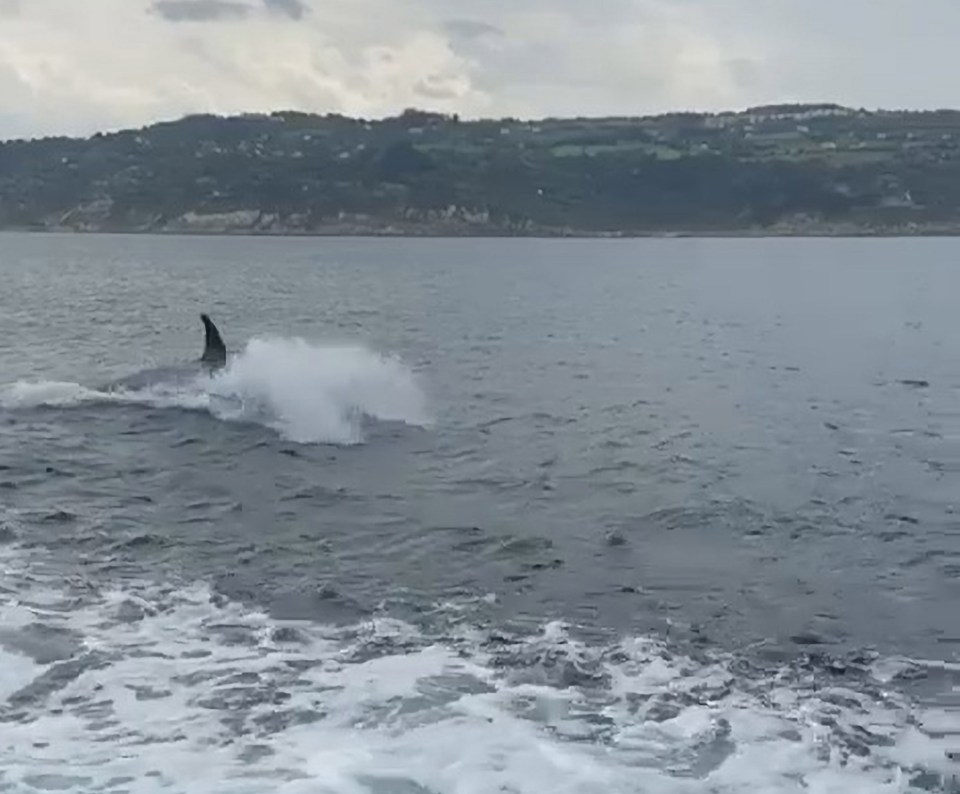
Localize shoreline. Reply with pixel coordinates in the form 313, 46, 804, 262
5, 223, 960, 240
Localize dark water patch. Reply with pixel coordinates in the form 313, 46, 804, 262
124, 494, 155, 504
270, 626, 309, 644
588, 459, 646, 477
426, 524, 498, 552
252, 707, 326, 735
790, 631, 831, 647
926, 459, 960, 474
238, 744, 276, 764
22, 774, 94, 791
37, 465, 76, 479
177, 499, 243, 524
212, 566, 372, 626
171, 435, 204, 448
195, 686, 292, 713
126, 684, 173, 702
6, 651, 111, 709
878, 529, 912, 542
529, 411, 575, 427
268, 584, 371, 624
522, 558, 564, 572
201, 623, 261, 648
623, 499, 771, 538
280, 484, 360, 505
493, 536, 555, 558
39, 510, 78, 524
337, 632, 422, 666
485, 639, 611, 692
450, 475, 528, 492
887, 514, 921, 525
476, 415, 514, 433
353, 776, 436, 794
604, 530, 628, 547
111, 533, 169, 551
111, 598, 157, 623
0, 623, 84, 664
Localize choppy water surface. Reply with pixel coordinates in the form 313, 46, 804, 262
1, 232, 958, 792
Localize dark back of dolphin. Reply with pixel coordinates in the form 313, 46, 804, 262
200, 313, 227, 369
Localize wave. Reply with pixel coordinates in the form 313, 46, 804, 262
0, 336, 431, 445
0, 546, 956, 794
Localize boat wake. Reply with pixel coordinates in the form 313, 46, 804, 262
0, 544, 956, 794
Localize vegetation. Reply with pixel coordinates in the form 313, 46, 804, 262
4, 104, 960, 235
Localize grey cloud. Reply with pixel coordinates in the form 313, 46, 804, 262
415, 79, 458, 100
151, 0, 251, 22
262, 0, 307, 20
443, 19, 504, 41
443, 18, 506, 65
10, 0, 960, 142
726, 58, 762, 91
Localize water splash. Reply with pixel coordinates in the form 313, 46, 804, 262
207, 336, 431, 444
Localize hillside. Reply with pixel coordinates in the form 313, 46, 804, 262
4, 104, 960, 236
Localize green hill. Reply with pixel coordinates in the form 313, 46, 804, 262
4, 104, 960, 236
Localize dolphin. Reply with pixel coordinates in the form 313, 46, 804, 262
100, 313, 229, 392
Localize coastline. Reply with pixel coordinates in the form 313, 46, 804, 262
7, 105, 960, 245
5, 218, 960, 239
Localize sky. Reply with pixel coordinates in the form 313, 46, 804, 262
0, 0, 955, 139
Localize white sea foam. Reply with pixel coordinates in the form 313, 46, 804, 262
0, 336, 431, 445
0, 547, 956, 794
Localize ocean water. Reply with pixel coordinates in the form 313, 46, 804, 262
0, 232, 958, 793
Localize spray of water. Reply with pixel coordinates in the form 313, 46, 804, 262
206, 336, 431, 444
0, 336, 431, 445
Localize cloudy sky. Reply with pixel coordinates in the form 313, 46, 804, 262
0, 0, 954, 139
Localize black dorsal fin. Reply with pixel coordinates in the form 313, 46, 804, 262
200, 313, 227, 368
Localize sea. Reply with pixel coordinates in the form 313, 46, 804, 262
0, 232, 958, 793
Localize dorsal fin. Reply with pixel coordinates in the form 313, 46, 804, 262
200, 313, 227, 368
